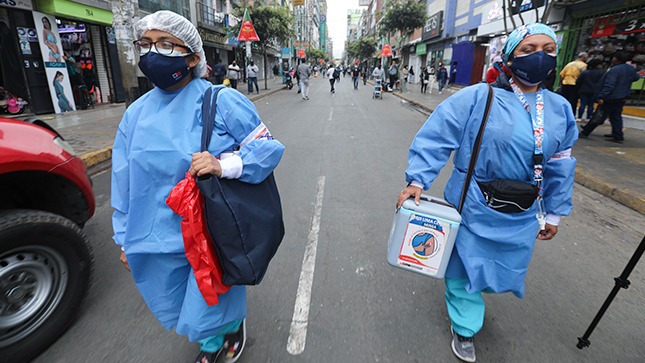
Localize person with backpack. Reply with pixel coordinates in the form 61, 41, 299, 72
327, 64, 337, 93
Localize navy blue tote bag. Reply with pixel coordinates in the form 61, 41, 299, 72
197, 86, 285, 286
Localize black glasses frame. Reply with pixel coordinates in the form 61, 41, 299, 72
133, 39, 193, 55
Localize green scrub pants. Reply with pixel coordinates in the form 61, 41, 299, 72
198, 319, 243, 353
445, 278, 485, 338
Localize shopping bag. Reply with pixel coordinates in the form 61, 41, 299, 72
166, 172, 230, 305
197, 86, 285, 286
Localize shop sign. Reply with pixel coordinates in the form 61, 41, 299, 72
592, 17, 645, 38
509, 0, 544, 15
282, 47, 291, 59
294, 42, 310, 47
0, 0, 33, 11
293, 0, 304, 6
32, 11, 76, 114
416, 43, 426, 55
422, 11, 442, 41
482, 1, 504, 24
199, 28, 227, 45
36, 0, 112, 25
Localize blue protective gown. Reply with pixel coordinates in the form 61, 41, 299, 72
406, 80, 577, 298
111, 78, 284, 341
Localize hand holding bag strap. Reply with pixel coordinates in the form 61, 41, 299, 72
200, 86, 225, 152
457, 84, 494, 213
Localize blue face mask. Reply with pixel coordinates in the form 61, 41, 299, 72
138, 51, 191, 90
508, 51, 557, 86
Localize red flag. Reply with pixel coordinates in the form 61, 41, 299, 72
297, 48, 306, 58
381, 44, 393, 57
238, 9, 260, 42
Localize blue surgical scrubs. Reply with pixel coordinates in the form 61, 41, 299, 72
111, 78, 284, 344
406, 82, 577, 336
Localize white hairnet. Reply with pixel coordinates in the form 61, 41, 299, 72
134, 10, 207, 78
493, 56, 503, 63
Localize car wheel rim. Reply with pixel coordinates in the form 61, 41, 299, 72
0, 245, 68, 347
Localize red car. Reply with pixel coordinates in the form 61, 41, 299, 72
0, 116, 95, 361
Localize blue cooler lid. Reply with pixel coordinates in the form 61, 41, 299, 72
401, 194, 462, 224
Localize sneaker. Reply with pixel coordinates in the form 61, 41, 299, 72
306, 96, 310, 100
451, 327, 476, 362
194, 350, 221, 363
603, 134, 615, 138
222, 319, 246, 363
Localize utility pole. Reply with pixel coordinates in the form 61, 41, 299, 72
111, 0, 140, 107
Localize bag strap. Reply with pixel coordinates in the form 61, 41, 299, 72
457, 84, 494, 213
200, 86, 225, 152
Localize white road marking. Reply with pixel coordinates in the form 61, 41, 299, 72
328, 107, 333, 121
286, 176, 326, 355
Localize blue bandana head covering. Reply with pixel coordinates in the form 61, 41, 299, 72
501, 23, 558, 62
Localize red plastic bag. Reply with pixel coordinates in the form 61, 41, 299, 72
166, 172, 230, 305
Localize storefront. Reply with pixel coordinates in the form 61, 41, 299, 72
199, 27, 235, 68
37, 0, 125, 107
561, 2, 644, 105
0, 1, 54, 114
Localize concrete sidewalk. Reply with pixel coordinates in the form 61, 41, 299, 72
388, 83, 645, 214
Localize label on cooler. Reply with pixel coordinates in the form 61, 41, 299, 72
398, 213, 452, 276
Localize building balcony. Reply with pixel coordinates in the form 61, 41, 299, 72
196, 1, 227, 33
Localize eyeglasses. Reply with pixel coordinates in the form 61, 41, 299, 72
133, 39, 193, 56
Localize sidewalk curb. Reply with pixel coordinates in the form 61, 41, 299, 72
392, 91, 645, 215
81, 146, 112, 168
574, 168, 645, 214
78, 87, 286, 168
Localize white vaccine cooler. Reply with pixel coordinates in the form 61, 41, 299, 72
387, 195, 462, 279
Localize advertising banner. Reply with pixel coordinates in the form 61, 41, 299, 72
32, 11, 75, 113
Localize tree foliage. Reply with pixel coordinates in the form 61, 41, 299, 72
347, 37, 377, 61
378, 0, 426, 38
306, 48, 329, 63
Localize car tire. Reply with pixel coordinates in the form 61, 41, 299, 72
0, 210, 93, 362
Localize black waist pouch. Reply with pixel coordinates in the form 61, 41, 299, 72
477, 179, 538, 213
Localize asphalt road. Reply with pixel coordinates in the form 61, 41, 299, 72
35, 76, 645, 363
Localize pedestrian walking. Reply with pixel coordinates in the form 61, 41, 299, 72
427, 66, 435, 93
559, 52, 588, 113
362, 65, 368, 85
575, 59, 604, 122
212, 59, 227, 85
397, 23, 577, 363
402, 65, 409, 92
580, 51, 640, 143
485, 56, 504, 84
272, 63, 279, 81
246, 61, 259, 95
327, 64, 336, 93
351, 65, 361, 90
437, 64, 448, 93
420, 67, 429, 94
113, 10, 285, 363
297, 58, 311, 100
334, 66, 341, 83
408, 66, 415, 85
227, 60, 240, 89
449, 61, 457, 86
388, 61, 398, 91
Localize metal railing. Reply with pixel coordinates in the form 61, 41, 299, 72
196, 1, 226, 30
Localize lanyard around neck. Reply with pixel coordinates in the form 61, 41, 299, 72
509, 78, 544, 184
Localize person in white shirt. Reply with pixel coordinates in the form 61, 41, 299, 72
326, 64, 336, 93
227, 60, 240, 89
246, 61, 259, 95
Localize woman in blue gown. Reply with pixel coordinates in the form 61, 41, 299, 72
397, 23, 578, 362
111, 11, 284, 363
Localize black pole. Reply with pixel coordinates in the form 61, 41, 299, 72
577, 235, 645, 349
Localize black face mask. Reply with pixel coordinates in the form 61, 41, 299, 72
138, 51, 191, 90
